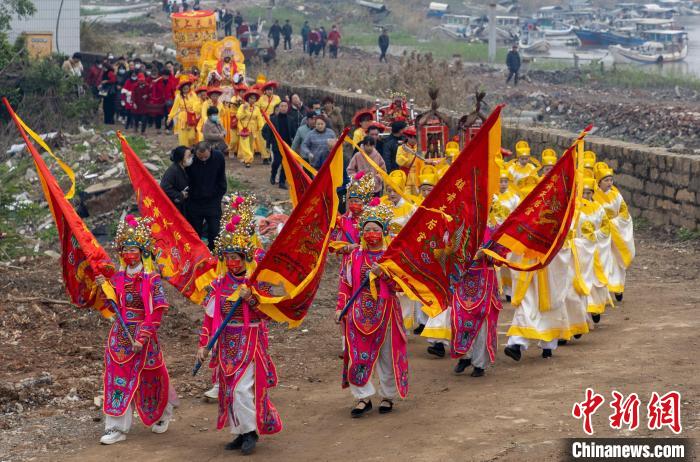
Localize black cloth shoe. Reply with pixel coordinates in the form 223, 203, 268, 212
542, 348, 553, 359
615, 293, 623, 301
504, 345, 522, 362
592, 314, 601, 324
470, 367, 485, 377
413, 323, 425, 335
351, 399, 372, 418
557, 339, 568, 346
574, 334, 582, 339
245, 164, 251, 169
279, 183, 288, 190
270, 177, 276, 185
454, 358, 472, 374
378, 399, 393, 414
427, 343, 446, 358
225, 434, 244, 450
241, 431, 258, 455
262, 158, 271, 165
505, 295, 512, 303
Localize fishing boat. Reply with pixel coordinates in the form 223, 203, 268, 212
574, 26, 645, 47
609, 30, 688, 63
519, 28, 551, 53
435, 14, 476, 40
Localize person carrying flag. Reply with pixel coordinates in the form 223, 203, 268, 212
196, 196, 281, 455
96, 215, 176, 445
335, 199, 408, 417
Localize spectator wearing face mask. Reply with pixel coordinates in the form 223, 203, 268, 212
99, 61, 117, 125
131, 73, 151, 134
202, 106, 227, 154
291, 112, 316, 158
160, 146, 193, 214
302, 117, 337, 169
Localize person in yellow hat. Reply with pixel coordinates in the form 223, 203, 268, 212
395, 126, 425, 196
166, 79, 200, 147
489, 169, 521, 301
573, 177, 613, 323
540, 149, 557, 176
256, 81, 281, 165
236, 90, 265, 168
508, 141, 539, 186
582, 150, 597, 177
416, 165, 438, 202
436, 144, 460, 177
593, 162, 634, 301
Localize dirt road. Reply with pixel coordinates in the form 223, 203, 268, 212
1, 155, 698, 461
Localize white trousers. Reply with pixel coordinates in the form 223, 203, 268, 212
464, 322, 489, 369
506, 335, 558, 351
228, 362, 257, 435
105, 401, 174, 433
349, 332, 398, 400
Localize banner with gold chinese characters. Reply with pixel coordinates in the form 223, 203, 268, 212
379, 106, 502, 315
119, 133, 217, 304
171, 10, 218, 69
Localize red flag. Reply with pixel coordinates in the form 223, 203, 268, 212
379, 106, 503, 313
260, 111, 316, 206
3, 98, 116, 317
251, 128, 348, 326
482, 128, 589, 270
118, 133, 217, 304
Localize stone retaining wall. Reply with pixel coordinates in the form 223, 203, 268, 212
281, 84, 699, 231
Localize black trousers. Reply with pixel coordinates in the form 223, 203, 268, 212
506, 70, 519, 85
329, 44, 338, 58
187, 207, 222, 251
149, 115, 163, 130
272, 36, 280, 49
283, 36, 292, 49
103, 96, 115, 124
224, 24, 232, 36
379, 47, 388, 62
270, 147, 287, 186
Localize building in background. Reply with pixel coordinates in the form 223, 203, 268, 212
7, 0, 80, 58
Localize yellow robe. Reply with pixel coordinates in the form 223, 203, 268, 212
352, 127, 366, 146
593, 186, 635, 293
236, 103, 265, 165
166, 91, 200, 147
575, 199, 613, 314
395, 144, 424, 196
508, 162, 539, 195
253, 94, 280, 160
227, 96, 243, 152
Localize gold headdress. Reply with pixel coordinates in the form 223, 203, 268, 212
359, 197, 394, 235
115, 214, 155, 257
541, 148, 557, 167
215, 195, 257, 260
583, 177, 596, 191
388, 170, 407, 192
347, 171, 375, 203
515, 140, 530, 157
419, 165, 438, 187
583, 150, 597, 170
593, 161, 614, 182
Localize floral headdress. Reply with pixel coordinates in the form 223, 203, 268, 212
359, 197, 394, 236
347, 171, 375, 203
215, 195, 257, 260
114, 214, 155, 257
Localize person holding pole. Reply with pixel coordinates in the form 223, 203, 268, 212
335, 198, 408, 418
95, 215, 176, 445
195, 196, 281, 455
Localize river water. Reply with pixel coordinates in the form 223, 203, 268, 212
526, 15, 700, 77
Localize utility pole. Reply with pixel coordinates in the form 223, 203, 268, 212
267, 0, 274, 25
488, 3, 497, 64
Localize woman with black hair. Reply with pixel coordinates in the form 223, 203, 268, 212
160, 146, 192, 214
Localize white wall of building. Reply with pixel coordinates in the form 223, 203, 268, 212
7, 0, 81, 56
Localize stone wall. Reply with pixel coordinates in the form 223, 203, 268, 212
281, 84, 699, 231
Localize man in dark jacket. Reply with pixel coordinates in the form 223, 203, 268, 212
268, 20, 282, 50
301, 21, 311, 53
506, 44, 521, 86
282, 20, 293, 50
382, 121, 406, 173
185, 142, 227, 250
222, 9, 234, 36
263, 101, 294, 190
378, 28, 390, 63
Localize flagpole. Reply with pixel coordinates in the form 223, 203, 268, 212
338, 277, 370, 321
192, 298, 243, 376
107, 299, 137, 347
